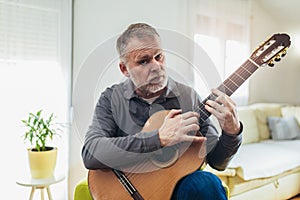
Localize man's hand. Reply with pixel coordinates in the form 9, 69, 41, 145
205, 89, 241, 135
158, 109, 206, 147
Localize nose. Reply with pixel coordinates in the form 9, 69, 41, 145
150, 58, 161, 72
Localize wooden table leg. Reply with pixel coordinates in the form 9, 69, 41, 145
29, 187, 35, 200
40, 187, 45, 200
46, 187, 53, 200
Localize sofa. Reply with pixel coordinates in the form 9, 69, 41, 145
205, 103, 300, 200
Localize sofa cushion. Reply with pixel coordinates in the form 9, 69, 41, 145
281, 106, 300, 126
237, 107, 259, 144
250, 103, 282, 140
228, 167, 300, 197
267, 116, 300, 140
228, 140, 300, 181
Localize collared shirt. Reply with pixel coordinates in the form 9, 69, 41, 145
82, 77, 242, 171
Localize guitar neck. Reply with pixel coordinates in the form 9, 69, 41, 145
198, 58, 259, 124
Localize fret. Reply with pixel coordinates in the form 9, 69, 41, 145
242, 61, 258, 74
235, 67, 250, 80
218, 80, 236, 95
222, 60, 257, 95
217, 83, 233, 96
227, 78, 239, 88
240, 65, 252, 75
198, 101, 211, 123
228, 72, 245, 89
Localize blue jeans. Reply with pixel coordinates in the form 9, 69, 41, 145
171, 170, 227, 200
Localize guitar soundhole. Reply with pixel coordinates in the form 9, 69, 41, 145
150, 146, 179, 168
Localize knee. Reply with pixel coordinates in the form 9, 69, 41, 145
172, 171, 227, 200
185, 171, 222, 190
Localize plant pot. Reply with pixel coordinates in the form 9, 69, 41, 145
28, 147, 57, 179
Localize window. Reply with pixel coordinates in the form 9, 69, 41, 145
0, 0, 71, 199
191, 0, 251, 105
193, 17, 250, 105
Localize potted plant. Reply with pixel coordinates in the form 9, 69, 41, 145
22, 110, 61, 179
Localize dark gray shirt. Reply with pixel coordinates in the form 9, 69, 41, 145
82, 78, 242, 171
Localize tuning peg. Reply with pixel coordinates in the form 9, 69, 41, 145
281, 50, 287, 57
268, 60, 275, 67
274, 55, 281, 62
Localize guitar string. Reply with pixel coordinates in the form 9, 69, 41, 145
218, 60, 258, 96
194, 59, 259, 121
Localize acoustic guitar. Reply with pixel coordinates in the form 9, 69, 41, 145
88, 33, 291, 200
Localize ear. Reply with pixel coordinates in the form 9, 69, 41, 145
119, 62, 130, 77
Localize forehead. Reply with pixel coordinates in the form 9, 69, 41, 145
124, 37, 162, 59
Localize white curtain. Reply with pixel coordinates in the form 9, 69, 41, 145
0, 0, 71, 199
189, 0, 252, 105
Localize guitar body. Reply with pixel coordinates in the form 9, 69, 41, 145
88, 141, 204, 200
88, 110, 206, 200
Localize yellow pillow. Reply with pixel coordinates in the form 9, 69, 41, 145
281, 106, 300, 126
250, 104, 282, 140
237, 107, 259, 144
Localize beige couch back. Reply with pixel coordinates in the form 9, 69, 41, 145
237, 103, 284, 144
212, 103, 300, 144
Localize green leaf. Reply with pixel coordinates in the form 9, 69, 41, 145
21, 109, 62, 151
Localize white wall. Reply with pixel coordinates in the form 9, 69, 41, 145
249, 0, 300, 104
70, 0, 192, 198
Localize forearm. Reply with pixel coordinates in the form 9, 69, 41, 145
81, 129, 162, 170
207, 122, 243, 171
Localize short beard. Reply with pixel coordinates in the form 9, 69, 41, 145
134, 75, 168, 98
147, 77, 168, 93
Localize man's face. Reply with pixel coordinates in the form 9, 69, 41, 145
120, 36, 167, 97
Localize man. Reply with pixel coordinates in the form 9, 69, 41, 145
82, 23, 243, 199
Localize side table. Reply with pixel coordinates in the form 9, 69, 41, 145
16, 175, 65, 200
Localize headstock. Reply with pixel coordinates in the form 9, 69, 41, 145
250, 33, 291, 67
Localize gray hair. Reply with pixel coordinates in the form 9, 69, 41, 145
116, 23, 160, 61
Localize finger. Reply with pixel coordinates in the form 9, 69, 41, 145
215, 95, 226, 106
181, 111, 200, 120
204, 104, 222, 119
167, 109, 182, 119
216, 95, 236, 109
212, 89, 236, 107
211, 88, 226, 97
206, 99, 224, 113
181, 123, 200, 133
211, 89, 226, 105
181, 116, 199, 126
212, 96, 237, 117
224, 95, 236, 105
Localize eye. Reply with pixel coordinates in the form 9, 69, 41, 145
155, 53, 163, 61
138, 59, 149, 65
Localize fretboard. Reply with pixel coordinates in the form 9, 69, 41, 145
198, 59, 259, 124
